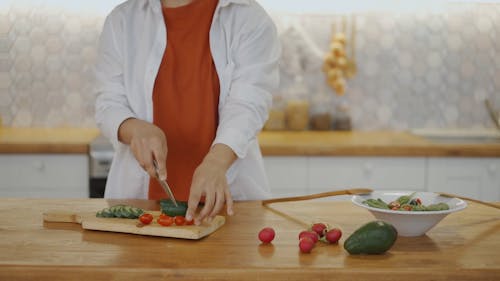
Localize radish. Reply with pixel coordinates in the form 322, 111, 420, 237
258, 227, 275, 243
311, 223, 327, 237
325, 228, 342, 243
299, 237, 315, 253
298, 230, 319, 243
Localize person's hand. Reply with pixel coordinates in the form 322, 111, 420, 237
118, 118, 167, 180
186, 144, 236, 225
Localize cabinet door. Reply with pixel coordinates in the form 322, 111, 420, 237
427, 157, 500, 202
0, 154, 89, 198
263, 156, 309, 198
308, 157, 427, 192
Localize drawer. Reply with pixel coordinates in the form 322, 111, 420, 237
263, 156, 308, 192
308, 157, 426, 191
427, 157, 500, 201
0, 154, 89, 198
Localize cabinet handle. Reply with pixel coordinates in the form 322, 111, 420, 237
488, 163, 497, 175
363, 162, 373, 175
33, 161, 45, 172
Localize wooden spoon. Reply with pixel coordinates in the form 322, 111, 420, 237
261, 188, 373, 205
438, 192, 500, 210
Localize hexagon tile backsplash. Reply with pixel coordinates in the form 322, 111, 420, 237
0, 2, 499, 130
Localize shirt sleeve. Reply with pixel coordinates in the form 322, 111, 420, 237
212, 11, 281, 158
94, 9, 136, 149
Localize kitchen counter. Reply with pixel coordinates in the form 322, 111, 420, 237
259, 131, 500, 157
0, 127, 100, 154
1, 128, 500, 157
0, 198, 499, 280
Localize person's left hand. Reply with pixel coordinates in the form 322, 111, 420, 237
186, 144, 236, 225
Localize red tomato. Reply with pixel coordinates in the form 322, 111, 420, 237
157, 215, 174, 226
138, 213, 153, 225
258, 227, 275, 243
185, 218, 195, 225
174, 216, 186, 226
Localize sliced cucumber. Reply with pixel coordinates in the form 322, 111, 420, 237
109, 205, 122, 216
101, 208, 114, 218
96, 205, 144, 219
131, 207, 144, 219
119, 206, 130, 218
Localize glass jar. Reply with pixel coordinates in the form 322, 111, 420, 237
333, 102, 352, 131
285, 75, 310, 131
310, 92, 333, 131
264, 95, 286, 131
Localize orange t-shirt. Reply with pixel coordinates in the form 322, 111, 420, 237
149, 0, 220, 201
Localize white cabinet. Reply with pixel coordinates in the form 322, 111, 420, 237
264, 156, 500, 201
308, 157, 426, 192
263, 156, 309, 197
427, 158, 500, 202
264, 156, 426, 198
0, 154, 89, 198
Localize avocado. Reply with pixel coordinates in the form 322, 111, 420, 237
344, 221, 398, 254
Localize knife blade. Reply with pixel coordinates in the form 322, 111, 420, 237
152, 159, 178, 207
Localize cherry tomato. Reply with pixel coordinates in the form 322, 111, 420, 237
185, 218, 195, 225
258, 227, 275, 243
174, 216, 186, 226
139, 213, 153, 225
157, 215, 174, 226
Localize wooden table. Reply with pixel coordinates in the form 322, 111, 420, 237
0, 199, 499, 280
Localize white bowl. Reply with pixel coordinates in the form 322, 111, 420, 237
351, 191, 467, 237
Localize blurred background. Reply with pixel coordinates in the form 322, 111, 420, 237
0, 0, 499, 131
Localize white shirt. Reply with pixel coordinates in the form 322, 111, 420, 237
94, 0, 280, 200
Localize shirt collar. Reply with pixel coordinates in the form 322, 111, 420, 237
150, 0, 250, 13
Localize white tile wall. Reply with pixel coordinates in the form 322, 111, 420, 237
0, 1, 498, 129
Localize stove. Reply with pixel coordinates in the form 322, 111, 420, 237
89, 135, 114, 198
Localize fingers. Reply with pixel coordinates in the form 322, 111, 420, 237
196, 191, 215, 225
225, 189, 234, 216
208, 189, 225, 219
186, 190, 202, 223
151, 141, 167, 181
140, 140, 156, 178
128, 123, 168, 179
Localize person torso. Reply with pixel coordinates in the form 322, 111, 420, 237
149, 0, 220, 201
101, 0, 273, 200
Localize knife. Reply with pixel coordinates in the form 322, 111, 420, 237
152, 159, 178, 207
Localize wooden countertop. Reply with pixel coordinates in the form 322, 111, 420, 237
259, 131, 500, 157
1, 128, 500, 157
0, 198, 498, 280
0, 127, 100, 154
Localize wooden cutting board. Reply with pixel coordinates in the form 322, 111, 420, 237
43, 211, 225, 240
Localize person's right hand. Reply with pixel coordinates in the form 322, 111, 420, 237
118, 118, 167, 180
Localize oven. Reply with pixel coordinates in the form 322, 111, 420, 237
89, 135, 114, 198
